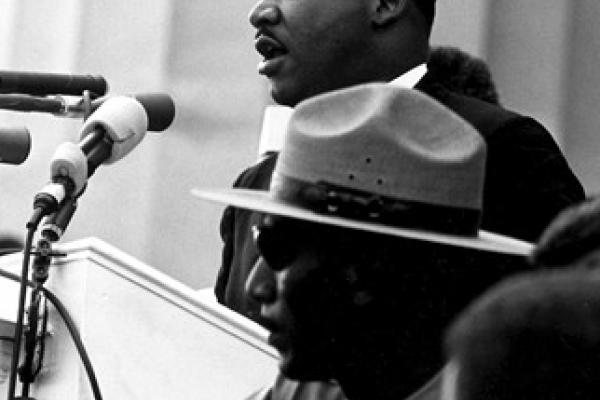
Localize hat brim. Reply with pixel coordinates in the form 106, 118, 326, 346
191, 188, 534, 256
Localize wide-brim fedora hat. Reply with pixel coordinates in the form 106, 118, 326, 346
192, 83, 533, 256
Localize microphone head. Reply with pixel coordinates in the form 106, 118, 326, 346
50, 142, 88, 195
80, 96, 148, 164
0, 126, 31, 164
133, 93, 175, 132
89, 93, 176, 132
0, 71, 108, 96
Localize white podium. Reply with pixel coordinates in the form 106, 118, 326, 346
0, 237, 278, 400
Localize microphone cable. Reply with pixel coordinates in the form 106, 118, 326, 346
0, 266, 103, 400
6, 224, 36, 400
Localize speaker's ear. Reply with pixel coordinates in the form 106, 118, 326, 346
371, 0, 409, 27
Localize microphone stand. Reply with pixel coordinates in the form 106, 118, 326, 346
11, 213, 69, 400
9, 91, 92, 400
8, 170, 81, 400
16, 239, 50, 400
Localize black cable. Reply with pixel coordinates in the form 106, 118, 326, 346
0, 266, 103, 400
19, 288, 42, 398
7, 226, 35, 400
42, 287, 103, 400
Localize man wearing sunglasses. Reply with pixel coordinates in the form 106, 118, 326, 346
219, 0, 584, 324
194, 84, 536, 400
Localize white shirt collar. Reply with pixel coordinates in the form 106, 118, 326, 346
389, 63, 428, 88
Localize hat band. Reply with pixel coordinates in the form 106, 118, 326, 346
272, 176, 481, 237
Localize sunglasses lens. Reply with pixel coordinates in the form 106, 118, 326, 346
253, 224, 295, 270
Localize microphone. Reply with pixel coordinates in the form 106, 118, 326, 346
0, 126, 31, 165
88, 93, 175, 132
0, 92, 175, 132
79, 96, 149, 167
0, 70, 108, 96
32, 96, 156, 218
40, 197, 78, 241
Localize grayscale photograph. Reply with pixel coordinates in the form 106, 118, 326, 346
0, 1, 597, 399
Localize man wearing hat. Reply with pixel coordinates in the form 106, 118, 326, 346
218, 0, 584, 324
194, 84, 534, 399
443, 269, 600, 400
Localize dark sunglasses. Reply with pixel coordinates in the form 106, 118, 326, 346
252, 223, 301, 271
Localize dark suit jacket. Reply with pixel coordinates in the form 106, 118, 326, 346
215, 73, 585, 319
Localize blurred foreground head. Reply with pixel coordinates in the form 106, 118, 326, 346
444, 269, 600, 400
